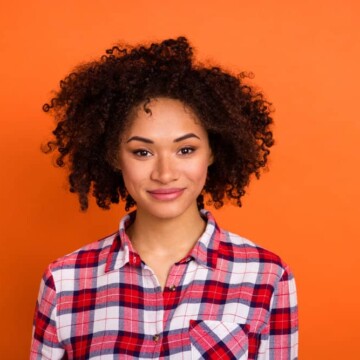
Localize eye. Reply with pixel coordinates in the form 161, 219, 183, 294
133, 149, 152, 157
178, 147, 195, 155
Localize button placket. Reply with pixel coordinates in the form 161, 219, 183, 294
141, 264, 163, 354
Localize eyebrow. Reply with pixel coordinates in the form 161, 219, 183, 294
126, 133, 200, 144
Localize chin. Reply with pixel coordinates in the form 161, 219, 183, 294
138, 201, 198, 221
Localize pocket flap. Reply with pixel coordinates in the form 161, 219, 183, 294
189, 320, 249, 359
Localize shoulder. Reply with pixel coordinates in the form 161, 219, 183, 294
47, 232, 119, 274
219, 228, 292, 280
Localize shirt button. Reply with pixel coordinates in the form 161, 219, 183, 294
169, 285, 176, 291
153, 334, 160, 342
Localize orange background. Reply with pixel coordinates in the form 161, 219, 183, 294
1, 0, 359, 358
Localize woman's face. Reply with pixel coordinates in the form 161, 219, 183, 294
118, 97, 213, 221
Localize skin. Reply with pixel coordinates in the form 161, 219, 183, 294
118, 97, 213, 289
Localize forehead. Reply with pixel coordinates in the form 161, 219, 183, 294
124, 97, 207, 138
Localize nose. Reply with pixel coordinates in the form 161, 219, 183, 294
150, 155, 178, 184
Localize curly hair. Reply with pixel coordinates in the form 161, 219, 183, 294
43, 37, 274, 211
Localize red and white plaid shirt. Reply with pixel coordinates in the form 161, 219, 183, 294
31, 210, 298, 359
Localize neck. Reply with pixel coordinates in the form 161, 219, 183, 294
127, 206, 206, 255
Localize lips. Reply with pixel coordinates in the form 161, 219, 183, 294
147, 188, 185, 201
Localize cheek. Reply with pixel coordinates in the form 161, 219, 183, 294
120, 164, 144, 190
185, 160, 210, 183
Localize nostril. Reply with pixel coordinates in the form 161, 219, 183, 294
151, 159, 178, 183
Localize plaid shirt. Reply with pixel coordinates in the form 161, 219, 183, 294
31, 210, 298, 359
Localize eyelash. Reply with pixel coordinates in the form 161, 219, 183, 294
133, 149, 152, 157
132, 147, 196, 157
178, 146, 195, 155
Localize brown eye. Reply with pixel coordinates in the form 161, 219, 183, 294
178, 147, 195, 155
133, 149, 152, 157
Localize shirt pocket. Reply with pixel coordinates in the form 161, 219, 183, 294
189, 320, 249, 360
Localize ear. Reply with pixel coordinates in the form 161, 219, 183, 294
208, 151, 214, 166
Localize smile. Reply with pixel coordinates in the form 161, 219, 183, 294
147, 188, 185, 201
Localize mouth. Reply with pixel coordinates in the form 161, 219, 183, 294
147, 188, 185, 200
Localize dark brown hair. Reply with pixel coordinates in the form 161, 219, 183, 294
43, 37, 274, 211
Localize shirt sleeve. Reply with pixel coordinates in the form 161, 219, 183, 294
30, 266, 66, 360
258, 264, 299, 359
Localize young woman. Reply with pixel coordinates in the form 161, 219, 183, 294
31, 37, 298, 359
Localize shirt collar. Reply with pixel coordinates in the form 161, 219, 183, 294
105, 211, 138, 273
105, 209, 222, 273
186, 210, 221, 269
